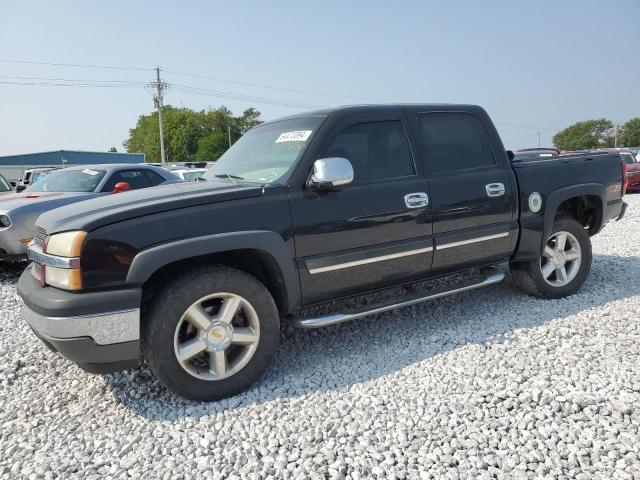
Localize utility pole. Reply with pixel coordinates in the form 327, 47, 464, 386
614, 125, 618, 148
153, 66, 167, 164
537, 131, 541, 148
227, 125, 232, 148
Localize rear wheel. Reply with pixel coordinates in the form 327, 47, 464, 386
142, 266, 279, 401
511, 218, 592, 299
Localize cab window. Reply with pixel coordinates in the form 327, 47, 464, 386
102, 169, 156, 191
417, 112, 496, 174
324, 120, 415, 184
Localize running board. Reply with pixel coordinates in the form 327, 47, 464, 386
294, 269, 505, 329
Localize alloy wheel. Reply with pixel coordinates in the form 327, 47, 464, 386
539, 231, 582, 287
173, 292, 260, 381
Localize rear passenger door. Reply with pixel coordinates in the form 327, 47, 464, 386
410, 110, 517, 272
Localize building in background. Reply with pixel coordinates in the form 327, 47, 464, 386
0, 150, 145, 181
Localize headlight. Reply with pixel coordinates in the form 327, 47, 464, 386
39, 230, 86, 290
44, 266, 83, 290
45, 231, 87, 257
0, 214, 11, 229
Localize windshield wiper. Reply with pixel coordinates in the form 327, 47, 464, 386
213, 173, 244, 184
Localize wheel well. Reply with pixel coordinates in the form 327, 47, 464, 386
555, 195, 603, 235
141, 249, 289, 315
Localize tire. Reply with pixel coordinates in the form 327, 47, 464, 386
510, 217, 592, 299
142, 266, 280, 401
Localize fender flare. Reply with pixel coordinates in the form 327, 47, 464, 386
126, 230, 300, 314
542, 183, 606, 245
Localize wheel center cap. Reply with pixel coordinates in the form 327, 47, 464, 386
207, 325, 232, 350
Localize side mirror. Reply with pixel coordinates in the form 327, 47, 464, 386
16, 185, 26, 193
308, 157, 354, 190
112, 182, 131, 194
506, 150, 515, 161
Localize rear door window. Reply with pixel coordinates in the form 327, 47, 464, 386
102, 169, 152, 191
417, 112, 496, 174
142, 169, 167, 186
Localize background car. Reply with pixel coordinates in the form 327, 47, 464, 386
171, 168, 207, 181
513, 148, 561, 161
0, 174, 13, 196
0, 164, 180, 259
14, 167, 59, 192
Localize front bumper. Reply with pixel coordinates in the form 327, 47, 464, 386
18, 265, 141, 373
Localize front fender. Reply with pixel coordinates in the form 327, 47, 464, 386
126, 230, 300, 314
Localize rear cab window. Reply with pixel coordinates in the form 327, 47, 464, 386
415, 112, 496, 175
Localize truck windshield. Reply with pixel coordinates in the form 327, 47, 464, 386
26, 169, 107, 193
202, 116, 325, 184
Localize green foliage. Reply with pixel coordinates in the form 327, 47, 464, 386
619, 118, 640, 147
552, 119, 614, 150
124, 106, 262, 163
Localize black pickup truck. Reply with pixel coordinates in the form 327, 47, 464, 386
18, 105, 627, 401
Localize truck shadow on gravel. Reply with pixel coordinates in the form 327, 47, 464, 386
103, 253, 640, 420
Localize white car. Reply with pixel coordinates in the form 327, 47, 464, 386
171, 168, 207, 181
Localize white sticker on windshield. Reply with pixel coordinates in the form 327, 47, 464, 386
82, 169, 99, 176
275, 130, 312, 143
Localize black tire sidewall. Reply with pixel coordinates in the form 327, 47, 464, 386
530, 218, 592, 298
143, 266, 279, 401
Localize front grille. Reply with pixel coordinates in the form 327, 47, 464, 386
34, 227, 47, 248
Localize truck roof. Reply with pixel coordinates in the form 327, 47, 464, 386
264, 104, 487, 124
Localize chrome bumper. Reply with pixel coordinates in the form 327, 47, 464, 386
21, 305, 140, 345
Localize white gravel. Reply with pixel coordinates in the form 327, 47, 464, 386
1, 196, 639, 479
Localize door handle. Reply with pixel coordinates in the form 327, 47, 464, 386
485, 183, 505, 197
404, 192, 429, 208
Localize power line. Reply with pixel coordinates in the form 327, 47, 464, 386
0, 80, 143, 88
0, 58, 152, 71
0, 75, 147, 85
503, 132, 540, 144
170, 83, 324, 109
163, 69, 373, 102
494, 120, 556, 132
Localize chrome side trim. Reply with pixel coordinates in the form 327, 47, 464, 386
437, 232, 509, 250
27, 244, 79, 269
21, 306, 140, 345
308, 246, 433, 274
295, 270, 505, 328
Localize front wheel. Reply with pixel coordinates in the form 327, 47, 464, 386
142, 266, 280, 401
511, 218, 592, 299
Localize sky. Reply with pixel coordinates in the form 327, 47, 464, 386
0, 0, 638, 156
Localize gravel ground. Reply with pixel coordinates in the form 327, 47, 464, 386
1, 196, 639, 480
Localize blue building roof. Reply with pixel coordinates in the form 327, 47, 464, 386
0, 150, 145, 166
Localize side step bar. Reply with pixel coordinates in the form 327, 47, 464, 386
294, 269, 505, 329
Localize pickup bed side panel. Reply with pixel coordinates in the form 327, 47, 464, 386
511, 154, 623, 262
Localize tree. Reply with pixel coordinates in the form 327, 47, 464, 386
552, 119, 614, 150
124, 105, 262, 163
619, 118, 640, 147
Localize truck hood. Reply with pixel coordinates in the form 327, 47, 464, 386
36, 180, 265, 233
0, 191, 97, 215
